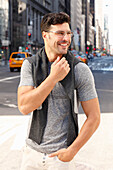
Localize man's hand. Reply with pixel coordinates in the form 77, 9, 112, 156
50, 57, 70, 83
48, 148, 74, 162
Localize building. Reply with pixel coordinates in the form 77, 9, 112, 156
81, 0, 97, 53
0, 0, 9, 63
8, 0, 71, 55
71, 0, 82, 51
104, 2, 110, 54
88, 13, 94, 48
9, 0, 27, 54
95, 0, 104, 50
90, 0, 96, 49
104, 14, 109, 54
82, 0, 90, 51
81, 15, 85, 52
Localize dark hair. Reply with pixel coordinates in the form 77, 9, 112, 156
41, 12, 70, 33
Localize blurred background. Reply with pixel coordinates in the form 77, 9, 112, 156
0, 0, 113, 63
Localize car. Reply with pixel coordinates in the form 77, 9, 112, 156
101, 52, 106, 56
87, 53, 94, 60
70, 50, 88, 64
9, 52, 32, 72
96, 52, 101, 57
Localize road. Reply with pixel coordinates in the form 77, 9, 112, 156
0, 57, 113, 169
88, 55, 113, 113
88, 55, 113, 71
0, 56, 113, 115
0, 66, 21, 115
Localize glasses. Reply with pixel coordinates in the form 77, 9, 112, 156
46, 30, 74, 38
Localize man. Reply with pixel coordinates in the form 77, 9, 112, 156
18, 12, 100, 170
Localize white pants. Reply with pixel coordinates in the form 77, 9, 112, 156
20, 145, 76, 170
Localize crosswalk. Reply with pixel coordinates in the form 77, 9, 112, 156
88, 56, 113, 71
88, 62, 113, 71
0, 116, 29, 151
0, 75, 20, 82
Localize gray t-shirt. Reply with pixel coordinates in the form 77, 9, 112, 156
19, 59, 97, 154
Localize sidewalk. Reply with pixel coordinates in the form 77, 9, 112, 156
0, 113, 113, 170
76, 113, 113, 170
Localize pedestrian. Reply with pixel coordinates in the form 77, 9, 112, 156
18, 12, 100, 170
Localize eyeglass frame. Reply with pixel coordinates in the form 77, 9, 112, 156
45, 30, 74, 38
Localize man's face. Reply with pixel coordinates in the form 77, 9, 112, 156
43, 23, 72, 56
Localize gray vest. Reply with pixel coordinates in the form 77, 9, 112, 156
26, 47, 81, 146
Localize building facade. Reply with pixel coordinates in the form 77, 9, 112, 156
8, 0, 71, 55
71, 0, 82, 51
0, 0, 9, 63
90, 0, 96, 49
0, 0, 109, 60
82, 0, 90, 51
9, 0, 27, 54
104, 14, 109, 54
95, 0, 104, 50
81, 15, 85, 52
82, 0, 97, 53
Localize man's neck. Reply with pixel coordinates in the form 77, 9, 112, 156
45, 47, 62, 62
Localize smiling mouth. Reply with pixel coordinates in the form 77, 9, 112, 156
58, 43, 69, 47
58, 41, 70, 49
60, 44, 67, 46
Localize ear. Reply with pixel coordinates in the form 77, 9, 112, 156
42, 31, 48, 40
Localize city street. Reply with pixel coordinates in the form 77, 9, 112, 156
88, 55, 113, 71
0, 66, 20, 115
1, 56, 113, 115
88, 55, 113, 113
0, 56, 113, 169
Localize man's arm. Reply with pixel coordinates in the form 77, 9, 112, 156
49, 97, 100, 162
18, 57, 70, 115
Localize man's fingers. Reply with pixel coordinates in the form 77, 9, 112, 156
52, 56, 60, 65
48, 151, 58, 157
53, 57, 69, 67
59, 57, 66, 65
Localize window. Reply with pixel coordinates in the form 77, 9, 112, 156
12, 53, 25, 59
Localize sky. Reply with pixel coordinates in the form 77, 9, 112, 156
104, 0, 113, 45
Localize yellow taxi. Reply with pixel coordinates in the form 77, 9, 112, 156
9, 52, 32, 72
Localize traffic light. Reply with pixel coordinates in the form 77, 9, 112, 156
87, 46, 89, 50
28, 32, 31, 39
26, 47, 28, 50
93, 48, 96, 51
